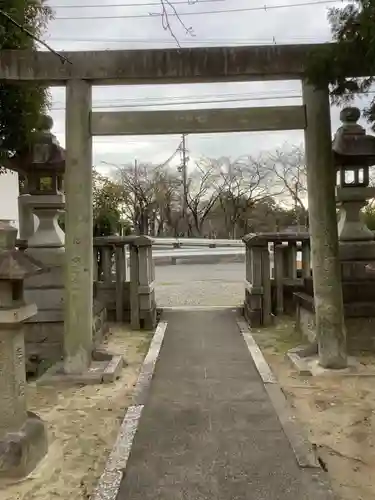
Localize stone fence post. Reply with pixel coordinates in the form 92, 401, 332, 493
243, 235, 271, 326
130, 236, 156, 330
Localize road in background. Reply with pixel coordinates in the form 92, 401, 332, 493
155, 262, 244, 307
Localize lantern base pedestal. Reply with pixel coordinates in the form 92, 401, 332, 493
295, 263, 375, 352
0, 411, 47, 482
339, 241, 375, 261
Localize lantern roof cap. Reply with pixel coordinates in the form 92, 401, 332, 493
333, 107, 375, 167
7, 114, 65, 174
0, 221, 44, 280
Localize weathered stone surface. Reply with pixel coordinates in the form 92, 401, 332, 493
37, 355, 123, 386
64, 79, 93, 374
24, 303, 109, 376
302, 82, 347, 369
333, 107, 375, 164
0, 221, 48, 479
0, 412, 47, 479
0, 44, 329, 83
91, 106, 306, 136
295, 292, 375, 352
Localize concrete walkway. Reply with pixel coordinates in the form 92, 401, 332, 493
117, 309, 334, 500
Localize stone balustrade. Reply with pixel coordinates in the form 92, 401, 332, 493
17, 234, 156, 330
93, 235, 156, 330
243, 232, 311, 326
15, 235, 156, 373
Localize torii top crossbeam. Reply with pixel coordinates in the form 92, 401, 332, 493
0, 43, 341, 85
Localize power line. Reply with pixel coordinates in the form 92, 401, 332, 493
47, 35, 327, 44
50, 94, 303, 111
49, 0, 226, 8
49, 87, 373, 112
51, 0, 345, 20
52, 89, 302, 107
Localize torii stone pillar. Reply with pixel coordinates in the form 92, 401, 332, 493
37, 81, 122, 385
302, 82, 347, 369
64, 80, 93, 374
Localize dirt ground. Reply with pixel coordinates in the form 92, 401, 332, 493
252, 318, 375, 500
1, 324, 153, 500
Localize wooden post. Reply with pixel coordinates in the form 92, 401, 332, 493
64, 79, 93, 374
302, 82, 347, 369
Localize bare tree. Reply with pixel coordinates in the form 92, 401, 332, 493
185, 158, 224, 236
266, 144, 308, 229
217, 156, 274, 238
107, 162, 181, 236
152, 167, 182, 236
158, 0, 195, 47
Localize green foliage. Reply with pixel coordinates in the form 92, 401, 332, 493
58, 171, 128, 236
307, 1, 375, 127
363, 203, 375, 230
0, 1, 52, 161
93, 171, 126, 236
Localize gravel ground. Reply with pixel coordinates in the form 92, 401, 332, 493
155, 262, 244, 307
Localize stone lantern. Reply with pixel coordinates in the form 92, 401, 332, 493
8, 115, 66, 369
333, 107, 375, 259
0, 220, 47, 479
11, 114, 65, 251
295, 107, 375, 354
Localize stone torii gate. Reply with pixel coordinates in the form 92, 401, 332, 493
0, 43, 356, 372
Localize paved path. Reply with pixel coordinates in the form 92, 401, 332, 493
117, 309, 333, 500
155, 262, 244, 307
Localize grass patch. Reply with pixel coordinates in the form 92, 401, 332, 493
136, 330, 154, 354
252, 317, 302, 354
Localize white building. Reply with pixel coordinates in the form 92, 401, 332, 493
0, 170, 19, 229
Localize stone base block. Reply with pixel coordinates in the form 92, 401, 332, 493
0, 411, 47, 481
140, 306, 157, 330
36, 355, 123, 387
286, 350, 360, 376
24, 302, 109, 378
295, 295, 375, 352
243, 301, 261, 327
286, 344, 319, 376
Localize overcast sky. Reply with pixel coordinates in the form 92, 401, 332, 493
44, 0, 370, 173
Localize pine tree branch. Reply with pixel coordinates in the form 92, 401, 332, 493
0, 8, 71, 64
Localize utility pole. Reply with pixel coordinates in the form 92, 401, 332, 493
134, 158, 138, 181
178, 134, 188, 235
294, 180, 299, 231
134, 158, 140, 233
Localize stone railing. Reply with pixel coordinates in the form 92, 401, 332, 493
243, 232, 311, 326
93, 235, 156, 329
16, 235, 156, 330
